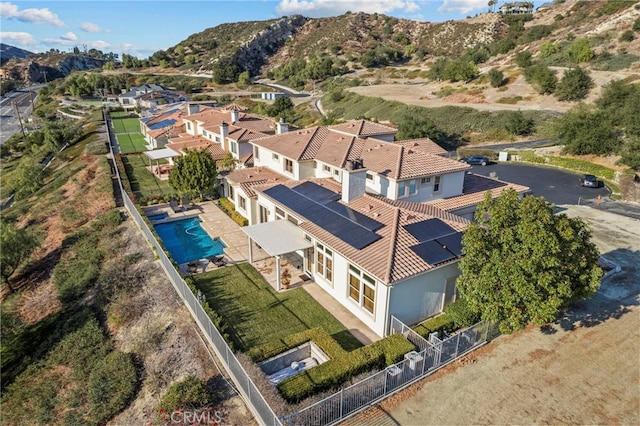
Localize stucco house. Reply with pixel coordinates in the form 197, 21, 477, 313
499, 1, 534, 15
223, 119, 529, 337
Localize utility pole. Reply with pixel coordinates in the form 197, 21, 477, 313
12, 101, 27, 144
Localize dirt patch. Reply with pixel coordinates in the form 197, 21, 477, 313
107, 217, 255, 426
15, 279, 61, 325
354, 206, 640, 425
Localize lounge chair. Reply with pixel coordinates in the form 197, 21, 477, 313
181, 196, 193, 210
208, 255, 227, 267
170, 199, 182, 213
187, 261, 199, 273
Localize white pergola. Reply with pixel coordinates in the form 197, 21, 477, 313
143, 148, 180, 172
242, 220, 313, 291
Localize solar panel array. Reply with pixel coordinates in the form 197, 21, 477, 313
148, 118, 177, 130
404, 218, 464, 265
263, 182, 383, 250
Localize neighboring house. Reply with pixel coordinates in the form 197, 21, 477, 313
181, 104, 281, 166
499, 1, 534, 14
223, 119, 529, 337
137, 90, 190, 110
118, 83, 166, 110
139, 102, 189, 149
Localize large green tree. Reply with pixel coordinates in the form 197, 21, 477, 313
554, 107, 621, 155
1, 222, 40, 292
168, 149, 217, 199
457, 190, 603, 333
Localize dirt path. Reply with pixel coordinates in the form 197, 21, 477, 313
349, 206, 640, 425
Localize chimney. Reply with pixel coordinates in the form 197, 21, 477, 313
187, 103, 199, 115
219, 122, 229, 146
341, 159, 367, 204
230, 108, 239, 123
276, 117, 289, 134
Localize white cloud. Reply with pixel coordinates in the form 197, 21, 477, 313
80, 22, 109, 33
0, 31, 37, 46
60, 32, 77, 41
276, 0, 419, 18
0, 2, 64, 27
437, 0, 487, 14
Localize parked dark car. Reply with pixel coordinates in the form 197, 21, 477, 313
460, 155, 490, 166
579, 174, 600, 188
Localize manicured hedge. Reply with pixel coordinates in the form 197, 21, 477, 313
249, 328, 346, 362
218, 197, 248, 226
456, 147, 499, 160
516, 151, 617, 181
412, 314, 456, 339
277, 333, 415, 402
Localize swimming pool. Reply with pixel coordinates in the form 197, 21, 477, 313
153, 217, 226, 264
147, 212, 169, 221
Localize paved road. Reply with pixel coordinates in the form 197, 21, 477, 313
1, 89, 37, 144
469, 162, 610, 206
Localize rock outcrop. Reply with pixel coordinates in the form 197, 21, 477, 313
233, 15, 307, 76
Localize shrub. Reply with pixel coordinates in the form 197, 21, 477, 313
88, 351, 138, 423
488, 69, 505, 87
412, 314, 456, 339
86, 140, 108, 155
456, 148, 498, 160
445, 299, 481, 328
555, 67, 592, 101
217, 198, 248, 226
565, 38, 594, 63
523, 64, 557, 94
620, 30, 635, 42
538, 41, 559, 58
277, 334, 414, 402
158, 376, 211, 413
248, 328, 346, 362
634, 17, 640, 32
514, 51, 533, 68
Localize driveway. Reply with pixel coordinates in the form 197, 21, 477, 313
469, 162, 610, 205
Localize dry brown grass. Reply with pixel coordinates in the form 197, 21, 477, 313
15, 280, 61, 325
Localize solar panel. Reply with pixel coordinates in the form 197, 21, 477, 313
149, 118, 177, 130
404, 218, 457, 243
294, 181, 340, 205
410, 240, 456, 265
325, 201, 383, 231
263, 184, 382, 250
436, 232, 463, 257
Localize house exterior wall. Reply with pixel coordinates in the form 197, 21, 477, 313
389, 171, 466, 202
388, 262, 461, 327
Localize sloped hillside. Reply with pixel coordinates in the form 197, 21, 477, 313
0, 43, 33, 66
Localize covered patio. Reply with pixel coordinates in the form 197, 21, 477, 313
242, 220, 313, 291
143, 148, 179, 180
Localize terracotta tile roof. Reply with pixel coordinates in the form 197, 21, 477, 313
253, 122, 468, 178
226, 167, 288, 197
205, 143, 228, 160
148, 123, 184, 138
396, 138, 448, 157
255, 178, 469, 284
426, 173, 530, 211
221, 103, 248, 112
329, 120, 398, 138
228, 125, 269, 142
253, 127, 324, 161
233, 113, 274, 134
166, 136, 230, 161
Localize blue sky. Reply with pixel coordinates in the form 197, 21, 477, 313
1, 1, 545, 58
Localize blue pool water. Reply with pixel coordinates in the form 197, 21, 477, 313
147, 212, 169, 221
153, 217, 226, 264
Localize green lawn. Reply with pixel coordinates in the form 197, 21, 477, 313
112, 117, 140, 134
110, 111, 132, 118
193, 263, 363, 353
120, 154, 172, 194
116, 133, 148, 153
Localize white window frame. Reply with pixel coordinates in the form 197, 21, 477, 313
238, 196, 246, 210
254, 146, 260, 160
273, 153, 280, 161
285, 158, 293, 174
230, 140, 238, 154
348, 265, 376, 314
433, 176, 441, 192
421, 176, 431, 185
323, 165, 331, 173
316, 243, 333, 284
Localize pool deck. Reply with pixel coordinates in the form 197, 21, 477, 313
142, 200, 380, 345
